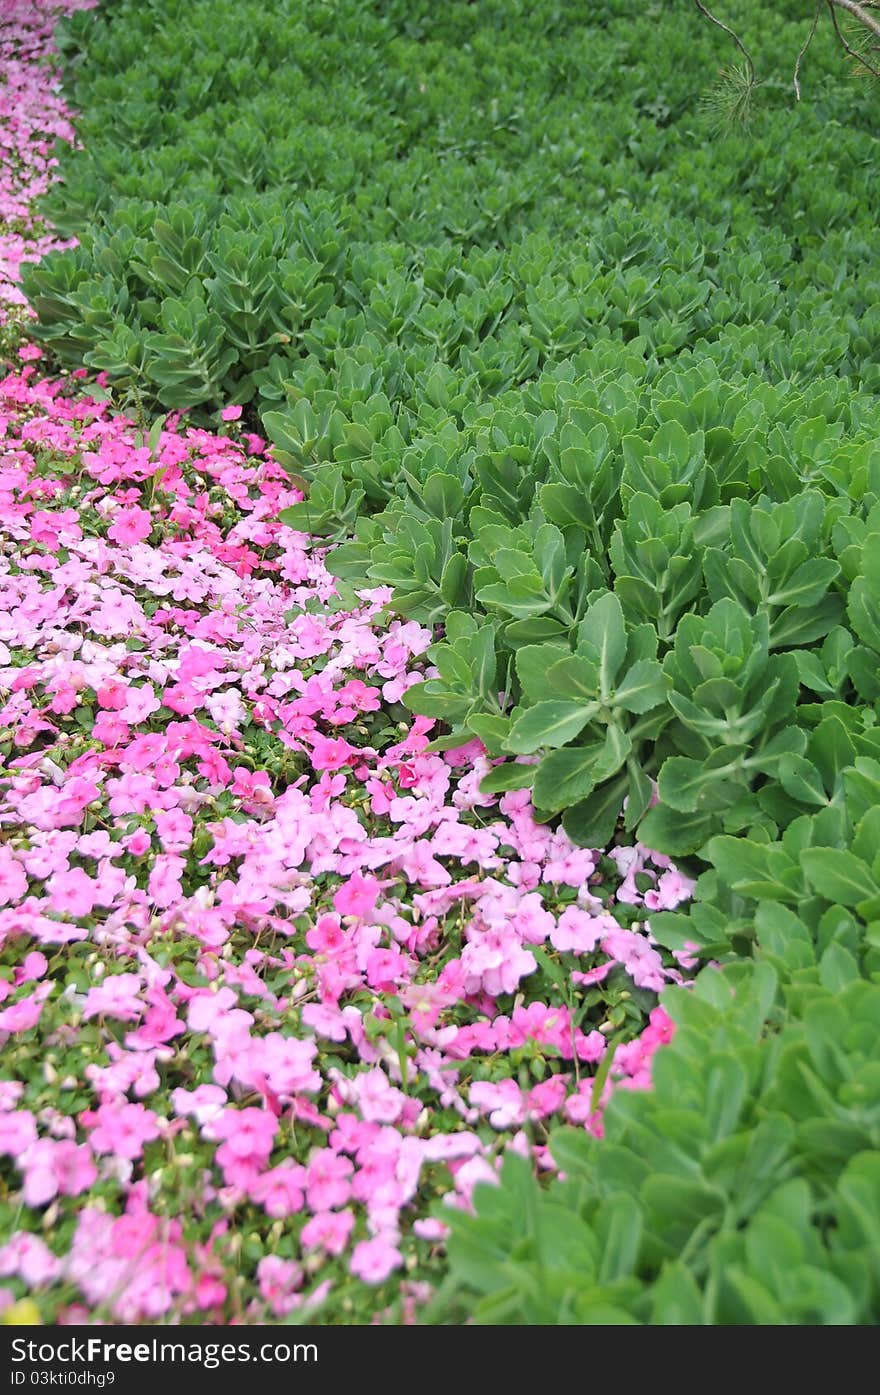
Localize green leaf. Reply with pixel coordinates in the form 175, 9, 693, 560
593, 725, 633, 782
641, 1174, 724, 1228
465, 713, 511, 752
778, 755, 828, 807
706, 835, 801, 902
478, 761, 536, 794
818, 943, 860, 992
613, 658, 667, 713
517, 644, 574, 702
578, 591, 627, 698
596, 1194, 642, 1283
562, 774, 628, 847
624, 758, 654, 830
809, 715, 856, 793
658, 757, 716, 813
530, 944, 570, 995
533, 745, 600, 812
650, 1262, 706, 1324
505, 701, 596, 755
639, 803, 716, 856
721, 1270, 786, 1324
544, 653, 600, 701
766, 558, 840, 608
423, 472, 465, 520
800, 848, 878, 907
439, 551, 469, 607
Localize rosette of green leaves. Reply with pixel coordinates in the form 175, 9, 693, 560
641, 598, 802, 854
650, 737, 880, 970
141, 284, 238, 411
503, 592, 669, 846
609, 493, 705, 642
408, 587, 670, 847
701, 492, 842, 650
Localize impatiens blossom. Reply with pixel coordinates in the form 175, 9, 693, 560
349, 1236, 403, 1286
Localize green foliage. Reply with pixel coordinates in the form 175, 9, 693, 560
386, 373, 880, 855
433, 957, 880, 1324
28, 0, 880, 851
25, 0, 880, 417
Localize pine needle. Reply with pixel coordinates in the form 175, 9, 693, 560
700, 62, 757, 133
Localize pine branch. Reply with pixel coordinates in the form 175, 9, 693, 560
826, 0, 880, 78
828, 0, 880, 43
691, 0, 757, 87
793, 2, 821, 100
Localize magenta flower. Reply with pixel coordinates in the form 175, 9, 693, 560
107, 505, 152, 546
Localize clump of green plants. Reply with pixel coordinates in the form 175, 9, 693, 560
24, 0, 880, 416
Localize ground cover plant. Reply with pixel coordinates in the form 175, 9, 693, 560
1, 0, 879, 1326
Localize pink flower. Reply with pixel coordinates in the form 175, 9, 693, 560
333, 871, 380, 920
0, 1112, 38, 1158
257, 1256, 301, 1316
413, 1217, 450, 1242
250, 1162, 306, 1218
300, 1208, 355, 1256
0, 849, 28, 906
220, 405, 242, 422
355, 1068, 408, 1126
644, 868, 696, 911
107, 505, 152, 545
309, 734, 357, 771
83, 973, 145, 1023
14, 951, 47, 985
19, 1139, 97, 1207
0, 1232, 61, 1287
470, 1079, 525, 1130
203, 1107, 277, 1167
0, 996, 45, 1033
46, 867, 99, 917
306, 915, 346, 954
170, 1085, 228, 1125
349, 1236, 402, 1285
83, 1103, 161, 1160
122, 829, 152, 856
550, 906, 607, 955
642, 1006, 676, 1050
305, 1149, 353, 1212
602, 928, 668, 992
301, 1003, 348, 1042
147, 854, 185, 909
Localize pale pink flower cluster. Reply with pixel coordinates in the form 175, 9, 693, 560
0, 1, 94, 318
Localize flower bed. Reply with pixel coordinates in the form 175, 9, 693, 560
0, 1, 693, 1324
